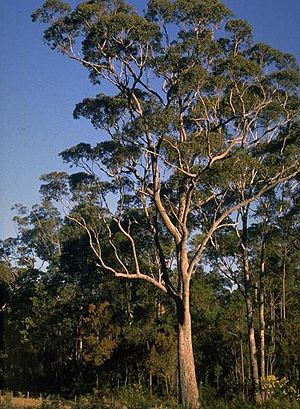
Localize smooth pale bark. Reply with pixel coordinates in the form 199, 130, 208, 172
246, 300, 262, 406
242, 211, 262, 406
176, 292, 200, 409
259, 256, 266, 400
267, 291, 276, 376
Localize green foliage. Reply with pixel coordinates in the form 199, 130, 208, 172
145, 327, 177, 392
173, 0, 231, 26
73, 93, 127, 129
261, 375, 300, 402
0, 261, 15, 306
81, 302, 121, 367
31, 0, 71, 24
36, 388, 181, 409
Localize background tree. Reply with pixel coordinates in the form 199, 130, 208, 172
206, 179, 300, 403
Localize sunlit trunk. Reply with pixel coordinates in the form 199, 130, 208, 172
242, 210, 262, 405
246, 298, 262, 405
267, 290, 276, 376
176, 294, 200, 409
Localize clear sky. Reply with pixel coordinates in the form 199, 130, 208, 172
0, 0, 299, 239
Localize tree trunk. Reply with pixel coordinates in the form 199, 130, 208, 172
240, 336, 245, 397
177, 297, 200, 409
259, 286, 266, 380
149, 373, 153, 395
247, 305, 262, 406
268, 290, 276, 376
282, 254, 286, 320
241, 209, 262, 405
259, 248, 266, 401
244, 281, 261, 402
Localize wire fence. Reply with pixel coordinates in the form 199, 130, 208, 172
0, 391, 44, 400
0, 390, 81, 405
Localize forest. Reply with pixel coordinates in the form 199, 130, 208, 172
1, 1, 299, 408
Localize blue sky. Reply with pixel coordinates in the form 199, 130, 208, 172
0, 0, 299, 239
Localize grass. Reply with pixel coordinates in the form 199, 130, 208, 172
0, 396, 41, 409
0, 391, 180, 409
0, 389, 299, 409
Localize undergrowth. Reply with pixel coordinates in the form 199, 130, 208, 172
1, 387, 299, 409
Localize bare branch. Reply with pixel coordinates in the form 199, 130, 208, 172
188, 167, 300, 277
